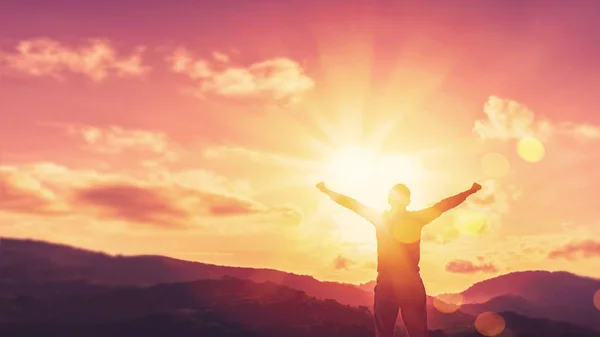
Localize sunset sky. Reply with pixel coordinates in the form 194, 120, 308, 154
1, 0, 600, 295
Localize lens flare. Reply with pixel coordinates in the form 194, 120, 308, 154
594, 289, 600, 311
433, 293, 464, 314
517, 137, 545, 163
475, 312, 506, 336
453, 209, 485, 235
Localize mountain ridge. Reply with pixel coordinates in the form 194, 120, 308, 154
2, 237, 599, 332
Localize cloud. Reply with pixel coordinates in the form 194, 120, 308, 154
464, 179, 521, 234
73, 182, 303, 228
212, 51, 230, 63
473, 96, 553, 141
548, 240, 600, 260
469, 180, 520, 213
474, 96, 600, 142
168, 48, 314, 102
72, 183, 257, 227
559, 122, 600, 141
65, 125, 173, 155
0, 163, 302, 228
0, 167, 68, 215
169, 47, 211, 78
445, 259, 498, 274
0, 38, 149, 81
333, 255, 355, 270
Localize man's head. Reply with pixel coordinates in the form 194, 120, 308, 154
388, 183, 411, 208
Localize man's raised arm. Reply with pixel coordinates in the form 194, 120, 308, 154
316, 182, 378, 224
416, 183, 482, 223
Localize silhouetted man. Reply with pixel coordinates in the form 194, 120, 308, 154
317, 181, 482, 337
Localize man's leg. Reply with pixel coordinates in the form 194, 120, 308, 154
398, 277, 428, 337
400, 302, 428, 337
374, 281, 400, 337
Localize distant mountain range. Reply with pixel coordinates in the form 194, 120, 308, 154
454, 270, 600, 331
1, 237, 599, 336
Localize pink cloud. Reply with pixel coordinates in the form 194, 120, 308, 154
445, 259, 498, 274
212, 51, 230, 63
548, 240, 600, 260
0, 38, 148, 81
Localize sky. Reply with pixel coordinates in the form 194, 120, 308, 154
1, 0, 600, 295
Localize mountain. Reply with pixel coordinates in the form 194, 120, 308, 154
0, 237, 371, 306
0, 237, 473, 330
450, 311, 600, 337
0, 277, 376, 337
2, 237, 599, 334
358, 280, 376, 293
456, 270, 600, 331
460, 294, 546, 319
0, 277, 598, 337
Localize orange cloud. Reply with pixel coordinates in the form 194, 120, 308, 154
0, 167, 67, 215
168, 48, 314, 102
445, 259, 498, 274
0, 162, 302, 229
474, 96, 600, 142
548, 240, 600, 260
0, 39, 148, 81
71, 182, 291, 228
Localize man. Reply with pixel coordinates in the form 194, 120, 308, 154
316, 181, 482, 337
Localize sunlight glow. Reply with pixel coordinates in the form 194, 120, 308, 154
330, 209, 376, 244
321, 145, 427, 244
324, 146, 426, 210
475, 312, 506, 337
517, 137, 545, 162
481, 152, 510, 178
327, 146, 377, 182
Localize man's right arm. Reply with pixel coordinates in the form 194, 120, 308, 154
317, 182, 378, 224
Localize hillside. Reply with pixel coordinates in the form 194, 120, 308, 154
0, 277, 598, 337
0, 237, 472, 330
2, 237, 599, 334
456, 270, 600, 331
0, 237, 372, 306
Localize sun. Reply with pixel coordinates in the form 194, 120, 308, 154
323, 146, 426, 210
321, 145, 428, 244
327, 146, 377, 182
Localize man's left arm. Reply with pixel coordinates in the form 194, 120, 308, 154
416, 183, 482, 223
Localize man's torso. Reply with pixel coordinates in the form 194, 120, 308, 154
374, 210, 427, 278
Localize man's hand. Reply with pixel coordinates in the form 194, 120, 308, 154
470, 182, 482, 193
316, 181, 328, 193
